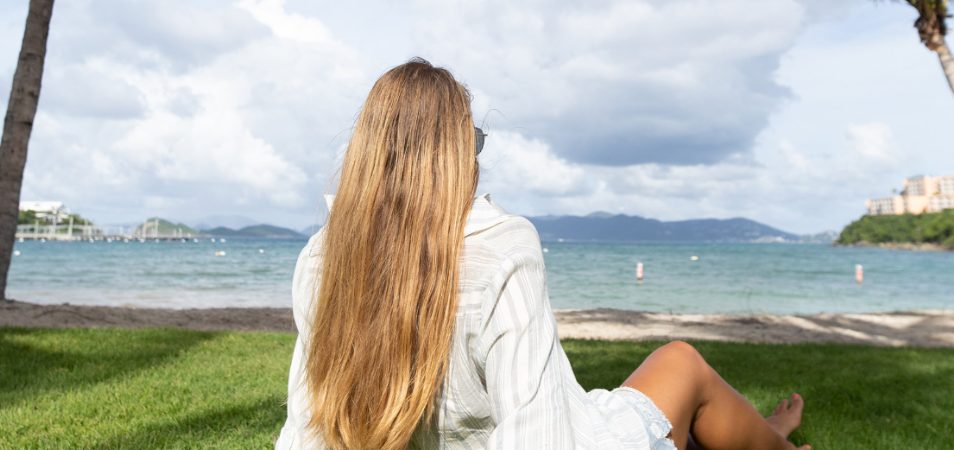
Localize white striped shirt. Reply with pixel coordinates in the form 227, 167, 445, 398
277, 193, 674, 449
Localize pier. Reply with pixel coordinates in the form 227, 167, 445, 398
15, 218, 200, 241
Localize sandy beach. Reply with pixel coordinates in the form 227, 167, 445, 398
3, 299, 952, 347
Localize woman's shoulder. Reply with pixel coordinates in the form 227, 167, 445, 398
295, 227, 327, 290
465, 193, 544, 263
290, 228, 326, 333
468, 215, 542, 258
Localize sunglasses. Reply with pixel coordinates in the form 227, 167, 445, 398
475, 127, 487, 155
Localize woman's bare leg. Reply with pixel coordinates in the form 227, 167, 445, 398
622, 341, 809, 450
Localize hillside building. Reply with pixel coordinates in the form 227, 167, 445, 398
866, 175, 954, 215
19, 201, 70, 222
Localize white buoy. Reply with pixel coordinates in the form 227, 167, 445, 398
542, 247, 549, 253
220, 238, 227, 243
215, 250, 227, 257
13, 250, 21, 256
855, 264, 864, 284
690, 255, 700, 261
210, 238, 215, 243
636, 262, 644, 281
258, 248, 265, 254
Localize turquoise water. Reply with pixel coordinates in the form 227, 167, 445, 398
8, 239, 953, 314
543, 242, 952, 314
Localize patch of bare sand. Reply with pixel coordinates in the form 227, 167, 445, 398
0, 300, 294, 333
555, 308, 954, 347
2, 300, 952, 347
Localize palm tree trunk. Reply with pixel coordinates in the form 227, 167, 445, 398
935, 40, 954, 93
0, 0, 55, 300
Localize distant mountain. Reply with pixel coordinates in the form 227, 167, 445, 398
202, 224, 304, 238
585, 211, 615, 219
798, 230, 838, 244
192, 214, 259, 230
135, 218, 199, 237
527, 213, 798, 243
300, 224, 323, 236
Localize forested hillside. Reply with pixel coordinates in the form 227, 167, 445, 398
837, 211, 954, 249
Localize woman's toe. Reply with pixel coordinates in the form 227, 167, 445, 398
790, 394, 804, 413
777, 399, 789, 414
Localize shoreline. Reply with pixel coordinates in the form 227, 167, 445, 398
837, 241, 952, 252
2, 300, 952, 347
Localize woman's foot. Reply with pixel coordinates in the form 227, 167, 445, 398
766, 393, 805, 438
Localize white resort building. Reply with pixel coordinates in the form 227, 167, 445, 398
19, 201, 70, 222
866, 175, 954, 215
17, 201, 101, 241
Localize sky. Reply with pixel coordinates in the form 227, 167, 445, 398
0, 0, 952, 234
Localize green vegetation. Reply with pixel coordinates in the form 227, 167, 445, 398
17, 209, 38, 224
837, 210, 954, 249
137, 217, 199, 236
2, 328, 953, 449
17, 210, 91, 226
1, 328, 287, 449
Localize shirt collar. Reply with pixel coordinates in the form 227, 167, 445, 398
463, 192, 511, 237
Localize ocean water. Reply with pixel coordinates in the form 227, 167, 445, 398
8, 238, 953, 314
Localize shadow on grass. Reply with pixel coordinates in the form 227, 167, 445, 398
0, 327, 216, 411
88, 395, 286, 449
563, 339, 954, 450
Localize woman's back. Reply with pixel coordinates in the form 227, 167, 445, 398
278, 193, 672, 449
277, 57, 807, 450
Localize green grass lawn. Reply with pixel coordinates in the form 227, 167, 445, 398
1, 328, 952, 449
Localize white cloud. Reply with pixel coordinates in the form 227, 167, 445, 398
238, 0, 335, 44
847, 122, 893, 161
9, 0, 369, 227
409, 0, 806, 165
478, 131, 590, 198
1, 0, 951, 234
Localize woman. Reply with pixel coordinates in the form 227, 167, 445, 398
277, 58, 809, 450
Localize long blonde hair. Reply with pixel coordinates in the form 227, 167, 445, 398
306, 59, 479, 449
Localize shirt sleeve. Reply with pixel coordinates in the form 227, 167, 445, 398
276, 233, 324, 450
477, 254, 577, 449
